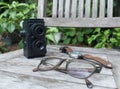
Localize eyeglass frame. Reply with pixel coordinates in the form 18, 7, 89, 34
33, 56, 103, 88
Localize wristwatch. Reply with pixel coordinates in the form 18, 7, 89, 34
59, 46, 112, 69
59, 46, 82, 58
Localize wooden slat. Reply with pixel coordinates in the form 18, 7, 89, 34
0, 71, 116, 89
37, 0, 47, 18
85, 0, 91, 18
92, 0, 98, 18
44, 18, 120, 27
65, 0, 71, 18
58, 0, 64, 18
107, 0, 113, 18
99, 0, 105, 18
52, 0, 58, 18
78, 0, 84, 18
71, 0, 78, 18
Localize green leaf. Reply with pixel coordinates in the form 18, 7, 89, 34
2, 22, 7, 28
7, 23, 15, 33
114, 28, 120, 31
110, 38, 117, 43
0, 25, 5, 34
18, 3, 29, 7
0, 22, 7, 34
1, 10, 9, 17
83, 29, 93, 34
63, 38, 71, 44
23, 8, 30, 14
77, 36, 84, 42
66, 30, 76, 36
20, 20, 23, 28
29, 4, 36, 9
62, 36, 68, 41
93, 28, 101, 33
11, 1, 18, 8
104, 30, 110, 35
77, 32, 84, 42
16, 12, 24, 17
46, 34, 57, 44
72, 38, 77, 44
88, 34, 101, 45
95, 42, 105, 48
47, 27, 59, 33
9, 11, 16, 18
0, 2, 9, 7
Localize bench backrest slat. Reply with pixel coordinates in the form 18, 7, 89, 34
50, 0, 114, 18
52, 0, 58, 18
37, 0, 47, 18
78, 0, 84, 18
92, 0, 98, 18
71, 0, 78, 18
85, 0, 91, 18
58, 0, 64, 18
107, 0, 113, 18
65, 0, 71, 18
99, 0, 105, 18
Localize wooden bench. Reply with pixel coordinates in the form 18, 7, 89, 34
0, 46, 120, 89
0, 0, 120, 89
38, 0, 120, 27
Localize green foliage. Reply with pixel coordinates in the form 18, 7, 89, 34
46, 0, 52, 17
88, 28, 120, 48
60, 28, 93, 45
0, 1, 37, 52
109, 28, 120, 47
59, 27, 120, 48
0, 0, 120, 53
0, 1, 37, 34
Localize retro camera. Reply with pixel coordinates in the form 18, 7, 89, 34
20, 19, 47, 58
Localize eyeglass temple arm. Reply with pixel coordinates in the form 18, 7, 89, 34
85, 79, 94, 88
33, 59, 45, 72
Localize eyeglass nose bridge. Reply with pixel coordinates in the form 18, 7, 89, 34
95, 66, 102, 73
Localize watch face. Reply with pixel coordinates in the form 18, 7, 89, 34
69, 51, 82, 58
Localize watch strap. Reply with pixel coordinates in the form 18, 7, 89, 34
59, 46, 73, 54
83, 54, 112, 69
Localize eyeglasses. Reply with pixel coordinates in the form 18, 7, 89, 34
33, 56, 102, 88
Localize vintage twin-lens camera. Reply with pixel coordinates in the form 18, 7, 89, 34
20, 19, 47, 58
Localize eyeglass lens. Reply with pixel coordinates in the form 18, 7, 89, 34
37, 57, 62, 71
67, 61, 95, 79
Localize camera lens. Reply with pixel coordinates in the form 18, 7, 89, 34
34, 40, 45, 50
35, 26, 43, 35
31, 23, 45, 38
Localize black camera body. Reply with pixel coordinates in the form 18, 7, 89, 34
20, 19, 47, 58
